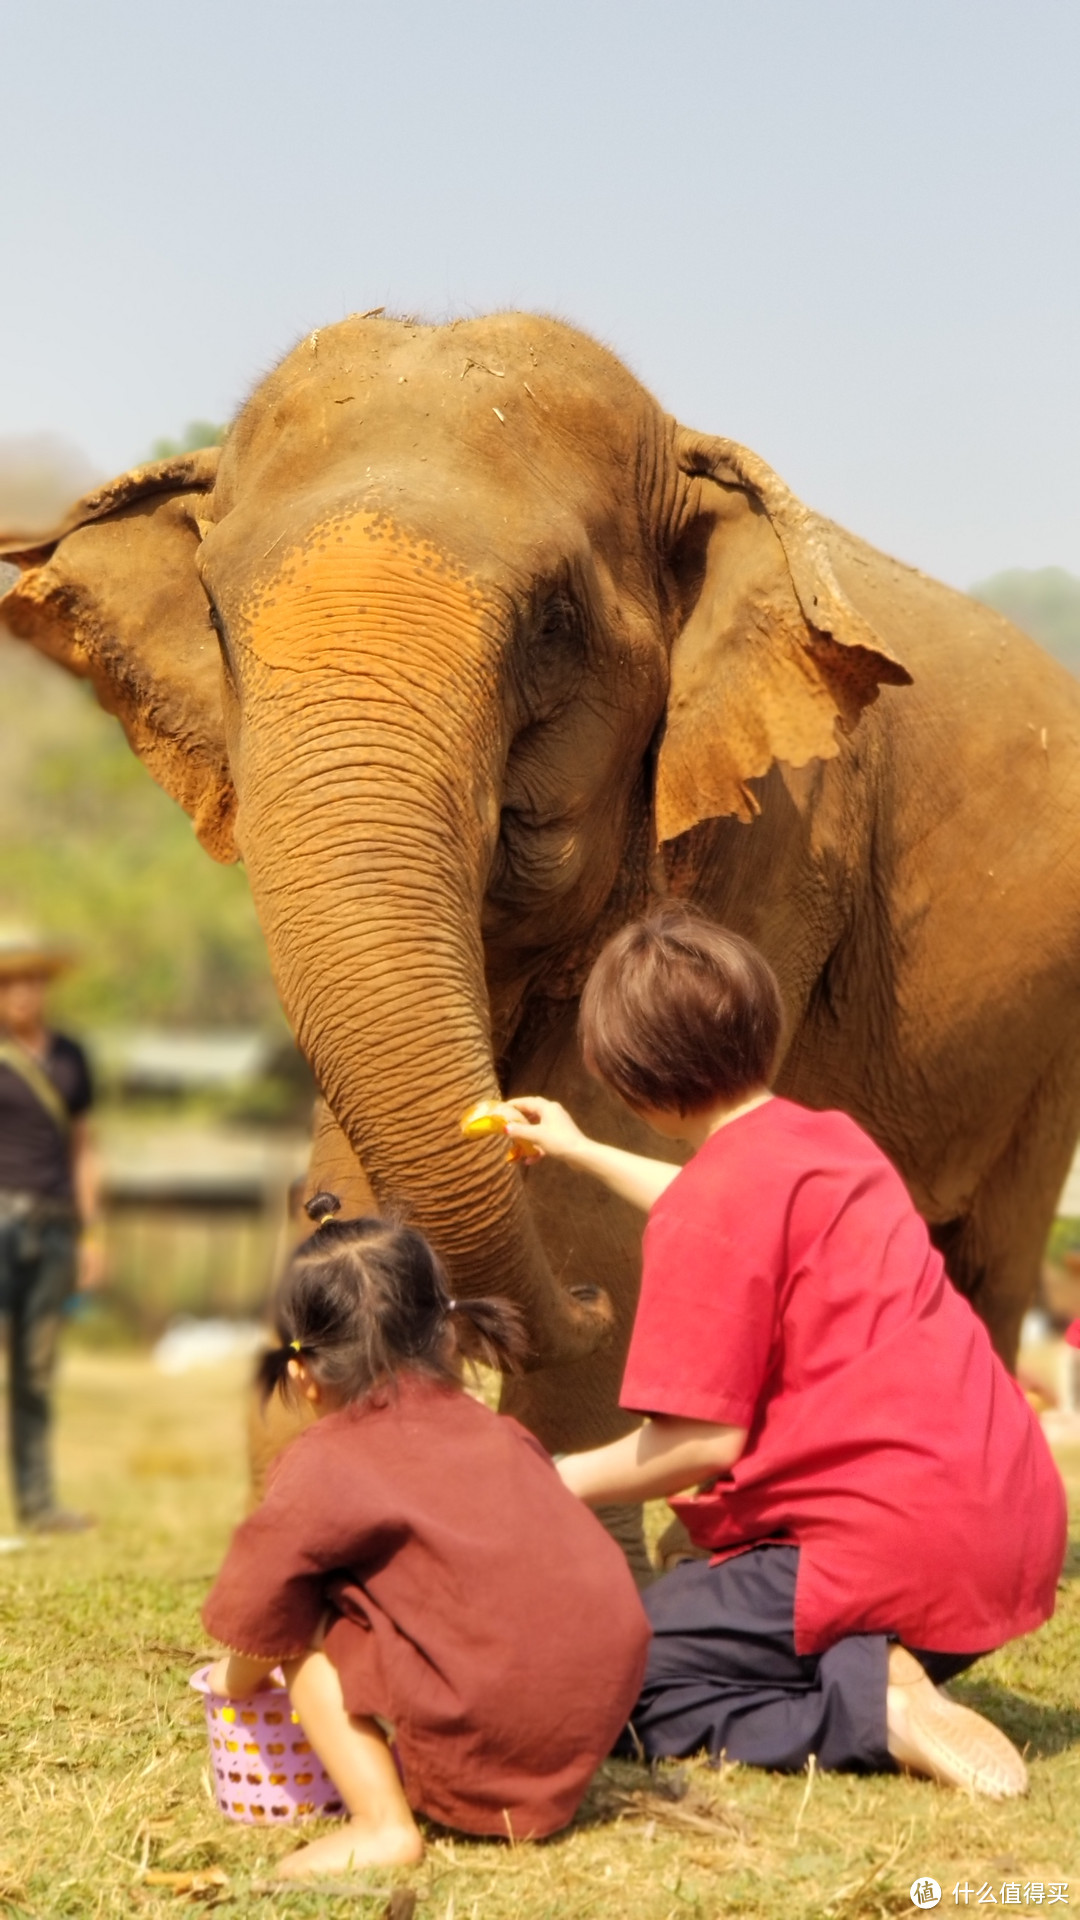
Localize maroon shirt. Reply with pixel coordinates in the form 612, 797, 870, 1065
203, 1374, 649, 1838
621, 1099, 1066, 1657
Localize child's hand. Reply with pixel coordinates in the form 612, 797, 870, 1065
205, 1653, 277, 1698
459, 1100, 542, 1163
502, 1096, 589, 1163
205, 1656, 235, 1696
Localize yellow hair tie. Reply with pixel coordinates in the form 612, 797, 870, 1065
318, 1213, 336, 1226
290, 1339, 302, 1353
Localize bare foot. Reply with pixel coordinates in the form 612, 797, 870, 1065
274, 1817, 424, 1880
886, 1644, 1028, 1799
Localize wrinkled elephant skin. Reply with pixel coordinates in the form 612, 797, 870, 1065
4, 313, 1080, 1489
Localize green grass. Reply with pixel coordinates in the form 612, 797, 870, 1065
0, 1355, 1077, 1919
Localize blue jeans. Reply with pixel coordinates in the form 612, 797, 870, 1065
0, 1209, 78, 1521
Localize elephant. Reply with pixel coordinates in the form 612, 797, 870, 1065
4, 311, 1080, 1565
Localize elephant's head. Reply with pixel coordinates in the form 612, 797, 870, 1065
0, 314, 909, 1361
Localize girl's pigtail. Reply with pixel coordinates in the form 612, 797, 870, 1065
256, 1340, 295, 1404
449, 1296, 529, 1374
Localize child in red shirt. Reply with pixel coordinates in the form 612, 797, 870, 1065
202, 1196, 648, 1878
506, 906, 1065, 1799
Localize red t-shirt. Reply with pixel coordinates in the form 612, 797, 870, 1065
620, 1098, 1066, 1656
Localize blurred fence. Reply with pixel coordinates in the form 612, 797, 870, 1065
99, 1123, 308, 1337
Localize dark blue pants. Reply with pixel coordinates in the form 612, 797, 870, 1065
629, 1546, 977, 1774
0, 1213, 78, 1521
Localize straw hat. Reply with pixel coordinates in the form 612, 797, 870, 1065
0, 926, 75, 979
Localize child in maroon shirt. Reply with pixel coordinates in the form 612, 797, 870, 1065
202, 1196, 648, 1880
505, 905, 1065, 1800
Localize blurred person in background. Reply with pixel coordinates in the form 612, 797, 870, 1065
0, 928, 103, 1532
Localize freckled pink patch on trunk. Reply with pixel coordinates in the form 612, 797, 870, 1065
236, 510, 496, 681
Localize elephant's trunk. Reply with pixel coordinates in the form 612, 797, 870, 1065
228, 519, 608, 1363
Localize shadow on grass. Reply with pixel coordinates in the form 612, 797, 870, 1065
949, 1676, 1080, 1759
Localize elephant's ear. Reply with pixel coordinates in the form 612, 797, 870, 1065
0, 448, 237, 862
655, 430, 913, 840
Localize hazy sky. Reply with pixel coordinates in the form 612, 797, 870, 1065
3, 0, 1078, 587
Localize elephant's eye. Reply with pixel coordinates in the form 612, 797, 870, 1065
206, 598, 237, 685
515, 589, 586, 723
537, 590, 582, 658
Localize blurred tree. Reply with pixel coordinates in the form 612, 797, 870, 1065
0, 640, 282, 1035
970, 567, 1080, 677
150, 420, 226, 460
0, 423, 281, 1041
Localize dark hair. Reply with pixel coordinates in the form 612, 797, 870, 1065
258, 1193, 528, 1405
578, 905, 783, 1115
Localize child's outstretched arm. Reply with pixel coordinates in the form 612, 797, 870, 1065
557, 1414, 747, 1506
503, 1096, 681, 1212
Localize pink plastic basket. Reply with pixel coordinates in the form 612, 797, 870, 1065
190, 1666, 345, 1825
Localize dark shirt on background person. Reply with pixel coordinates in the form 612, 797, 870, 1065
0, 1033, 93, 1201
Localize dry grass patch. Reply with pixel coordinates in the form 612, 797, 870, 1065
0, 1354, 1077, 1918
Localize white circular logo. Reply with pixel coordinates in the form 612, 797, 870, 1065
910, 1880, 941, 1910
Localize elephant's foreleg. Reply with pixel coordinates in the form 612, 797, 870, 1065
594, 1503, 656, 1589
931, 1050, 1080, 1366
